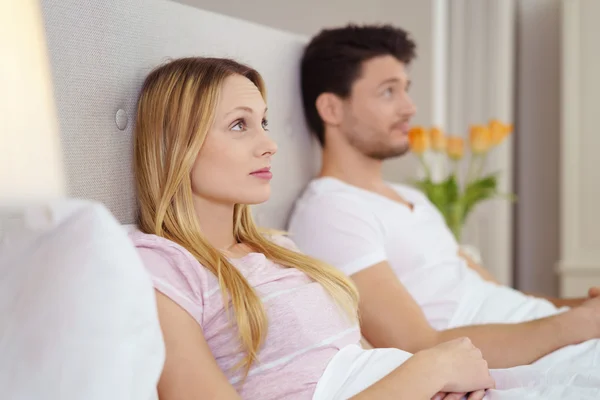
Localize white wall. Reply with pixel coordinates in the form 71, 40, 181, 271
559, 0, 600, 296
514, 0, 561, 295
172, 0, 435, 181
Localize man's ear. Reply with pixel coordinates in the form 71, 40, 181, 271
315, 92, 344, 128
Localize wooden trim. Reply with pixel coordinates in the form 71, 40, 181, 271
560, 0, 582, 262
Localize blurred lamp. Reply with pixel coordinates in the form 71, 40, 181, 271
0, 0, 65, 207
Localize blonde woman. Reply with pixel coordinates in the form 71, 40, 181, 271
130, 57, 493, 400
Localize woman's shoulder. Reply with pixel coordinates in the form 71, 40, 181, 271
262, 231, 300, 252
129, 229, 199, 266
128, 226, 302, 264
127, 227, 214, 324
127, 228, 214, 292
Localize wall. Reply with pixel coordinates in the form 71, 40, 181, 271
514, 0, 561, 295
172, 0, 435, 181
559, 0, 600, 296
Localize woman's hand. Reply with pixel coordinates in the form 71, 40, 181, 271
431, 389, 487, 400
351, 337, 493, 400
418, 337, 495, 394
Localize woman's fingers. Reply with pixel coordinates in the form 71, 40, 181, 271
443, 393, 467, 400
467, 390, 487, 400
486, 371, 496, 389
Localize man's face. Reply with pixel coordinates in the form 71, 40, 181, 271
340, 55, 417, 160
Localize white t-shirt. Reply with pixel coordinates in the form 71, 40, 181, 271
288, 177, 560, 330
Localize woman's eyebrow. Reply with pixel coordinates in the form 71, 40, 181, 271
224, 106, 268, 118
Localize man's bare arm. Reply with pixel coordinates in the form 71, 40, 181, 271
458, 249, 498, 283
353, 261, 597, 369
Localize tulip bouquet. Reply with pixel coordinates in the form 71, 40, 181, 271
408, 120, 514, 241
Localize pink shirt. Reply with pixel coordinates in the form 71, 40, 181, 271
129, 230, 360, 400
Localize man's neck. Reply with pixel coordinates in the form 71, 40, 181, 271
319, 141, 386, 191
320, 143, 415, 209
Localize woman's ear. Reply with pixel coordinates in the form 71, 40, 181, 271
315, 93, 343, 128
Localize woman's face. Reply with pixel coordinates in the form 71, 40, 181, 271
191, 74, 277, 206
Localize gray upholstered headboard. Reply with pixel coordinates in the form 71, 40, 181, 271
40, 0, 320, 230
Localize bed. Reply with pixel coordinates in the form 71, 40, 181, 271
2, 1, 600, 399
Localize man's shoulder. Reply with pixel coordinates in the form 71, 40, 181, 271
390, 182, 422, 195
289, 179, 377, 233
391, 182, 430, 203
296, 178, 374, 209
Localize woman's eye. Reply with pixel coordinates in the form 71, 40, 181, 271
231, 120, 245, 131
383, 87, 394, 97
262, 118, 269, 131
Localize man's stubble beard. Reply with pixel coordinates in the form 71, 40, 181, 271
345, 125, 411, 161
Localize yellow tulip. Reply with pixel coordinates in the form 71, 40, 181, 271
469, 125, 492, 154
408, 126, 430, 154
430, 127, 447, 152
489, 119, 513, 146
447, 136, 464, 160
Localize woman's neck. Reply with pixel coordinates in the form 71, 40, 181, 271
192, 195, 237, 252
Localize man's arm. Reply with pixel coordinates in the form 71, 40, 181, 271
354, 261, 597, 369
457, 249, 498, 283
458, 250, 588, 307
523, 292, 586, 308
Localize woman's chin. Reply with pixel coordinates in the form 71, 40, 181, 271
240, 190, 271, 206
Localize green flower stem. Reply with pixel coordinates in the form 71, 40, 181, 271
419, 154, 432, 180
476, 153, 489, 178
466, 154, 480, 185
465, 155, 474, 185
452, 160, 460, 179
448, 221, 462, 242
446, 203, 464, 242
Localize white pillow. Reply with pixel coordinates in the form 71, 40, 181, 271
0, 200, 164, 400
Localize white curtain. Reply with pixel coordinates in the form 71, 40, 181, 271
436, 0, 516, 285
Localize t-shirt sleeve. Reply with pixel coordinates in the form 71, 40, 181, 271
268, 233, 301, 252
135, 240, 206, 326
289, 194, 387, 276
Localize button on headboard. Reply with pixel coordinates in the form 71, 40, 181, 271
41, 0, 320, 230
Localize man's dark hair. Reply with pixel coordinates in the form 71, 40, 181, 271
301, 24, 416, 146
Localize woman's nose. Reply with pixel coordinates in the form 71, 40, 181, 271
260, 133, 278, 157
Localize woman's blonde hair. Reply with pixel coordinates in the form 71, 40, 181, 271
133, 57, 359, 376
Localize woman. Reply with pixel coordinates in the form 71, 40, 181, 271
130, 57, 493, 400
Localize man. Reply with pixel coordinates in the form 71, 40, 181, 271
288, 24, 600, 369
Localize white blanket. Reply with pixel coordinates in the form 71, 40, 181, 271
452, 275, 600, 371
314, 344, 600, 400
314, 278, 600, 399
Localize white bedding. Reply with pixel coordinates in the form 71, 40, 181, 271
0, 201, 164, 400
3, 201, 599, 399
314, 344, 600, 400
313, 277, 600, 399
